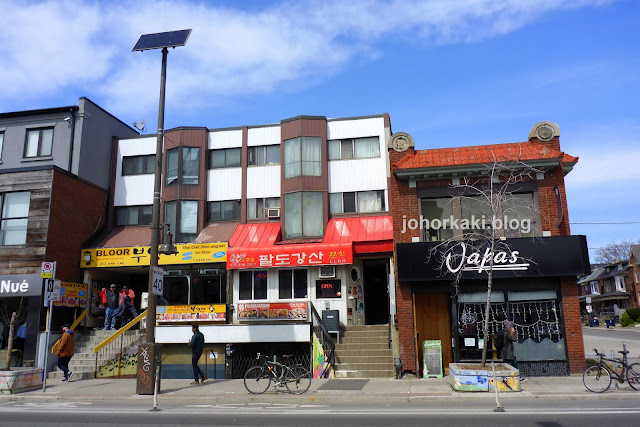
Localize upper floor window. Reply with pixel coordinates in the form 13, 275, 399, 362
209, 148, 241, 169
24, 127, 53, 158
283, 137, 321, 178
590, 282, 600, 295
122, 155, 155, 175
208, 200, 241, 222
284, 191, 323, 239
164, 200, 198, 243
278, 269, 307, 299
330, 190, 385, 214
420, 197, 455, 242
116, 205, 152, 226
0, 132, 4, 160
0, 191, 30, 245
328, 136, 380, 160
248, 197, 280, 220
248, 145, 280, 166
615, 277, 626, 292
239, 270, 267, 300
166, 147, 200, 185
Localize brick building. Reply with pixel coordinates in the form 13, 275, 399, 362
388, 121, 590, 376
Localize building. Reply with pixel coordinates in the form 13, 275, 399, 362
388, 121, 590, 377
0, 98, 138, 364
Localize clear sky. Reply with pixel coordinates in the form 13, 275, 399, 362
1, 0, 638, 259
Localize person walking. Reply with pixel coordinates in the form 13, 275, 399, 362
189, 324, 206, 385
104, 284, 119, 330
499, 320, 527, 382
55, 324, 75, 381
115, 295, 138, 327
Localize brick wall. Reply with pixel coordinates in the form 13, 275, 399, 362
561, 277, 586, 373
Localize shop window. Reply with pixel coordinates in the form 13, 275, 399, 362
457, 292, 507, 361
316, 279, 341, 299
283, 191, 323, 239
328, 136, 380, 160
248, 145, 280, 166
166, 147, 200, 185
164, 200, 198, 243
239, 270, 268, 300
0, 191, 30, 245
24, 127, 53, 157
209, 200, 241, 222
209, 148, 241, 169
122, 155, 155, 175
283, 137, 321, 178
248, 197, 280, 220
116, 205, 152, 226
190, 273, 226, 305
330, 190, 385, 214
278, 269, 307, 299
165, 275, 189, 305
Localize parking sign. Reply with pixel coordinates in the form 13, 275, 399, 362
44, 279, 61, 306
41, 261, 56, 279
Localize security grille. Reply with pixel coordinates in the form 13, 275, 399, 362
231, 343, 311, 379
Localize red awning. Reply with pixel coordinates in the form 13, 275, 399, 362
324, 216, 393, 254
229, 222, 281, 247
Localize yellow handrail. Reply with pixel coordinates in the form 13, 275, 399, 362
94, 310, 148, 353
51, 308, 89, 353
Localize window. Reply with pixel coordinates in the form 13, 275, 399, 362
316, 279, 341, 299
122, 155, 155, 175
208, 200, 240, 222
279, 270, 308, 299
590, 282, 600, 295
616, 277, 626, 292
0, 192, 30, 245
420, 198, 455, 242
284, 192, 323, 239
239, 270, 268, 300
165, 147, 200, 185
248, 197, 280, 220
164, 200, 198, 243
330, 190, 385, 214
328, 137, 380, 160
24, 127, 53, 157
209, 148, 241, 169
116, 205, 152, 226
0, 132, 4, 160
284, 137, 321, 178
501, 193, 536, 238
248, 145, 280, 166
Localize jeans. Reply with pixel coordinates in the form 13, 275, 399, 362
192, 353, 203, 381
104, 307, 116, 330
57, 356, 72, 377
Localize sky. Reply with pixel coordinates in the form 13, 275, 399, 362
1, 0, 638, 260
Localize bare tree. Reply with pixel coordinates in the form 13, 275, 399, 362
0, 298, 28, 369
594, 239, 639, 264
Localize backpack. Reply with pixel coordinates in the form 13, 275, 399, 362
494, 329, 505, 353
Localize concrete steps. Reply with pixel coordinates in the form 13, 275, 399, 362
333, 324, 394, 379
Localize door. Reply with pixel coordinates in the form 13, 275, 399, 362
363, 259, 390, 325
414, 293, 453, 376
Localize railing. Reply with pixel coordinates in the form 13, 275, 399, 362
309, 302, 335, 376
93, 310, 147, 378
51, 308, 89, 353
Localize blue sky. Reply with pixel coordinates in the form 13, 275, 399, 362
1, 0, 638, 259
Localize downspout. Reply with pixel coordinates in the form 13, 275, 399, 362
67, 109, 76, 173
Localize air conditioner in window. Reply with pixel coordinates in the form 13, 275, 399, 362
266, 207, 280, 219
319, 266, 336, 279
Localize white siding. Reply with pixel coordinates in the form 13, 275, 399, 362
114, 137, 156, 206
246, 166, 281, 199
207, 168, 242, 201
248, 126, 280, 147
208, 129, 243, 149
119, 137, 156, 156
328, 158, 388, 193
327, 116, 385, 140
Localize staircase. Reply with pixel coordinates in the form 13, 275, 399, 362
48, 328, 145, 380
334, 325, 394, 378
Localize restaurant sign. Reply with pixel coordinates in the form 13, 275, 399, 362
81, 242, 228, 268
237, 302, 308, 321
156, 304, 226, 322
53, 282, 88, 308
226, 243, 352, 269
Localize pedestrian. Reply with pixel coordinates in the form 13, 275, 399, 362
104, 284, 119, 330
115, 295, 138, 327
55, 323, 75, 381
119, 286, 135, 306
189, 324, 206, 385
99, 287, 107, 308
499, 320, 527, 382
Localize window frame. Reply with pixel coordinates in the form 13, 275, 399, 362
209, 148, 241, 169
165, 147, 200, 186
122, 155, 155, 176
24, 127, 54, 158
164, 200, 199, 243
247, 197, 280, 220
284, 191, 324, 239
278, 269, 308, 300
328, 136, 380, 160
283, 137, 321, 178
116, 205, 153, 226
0, 191, 30, 246
330, 190, 385, 214
248, 145, 280, 166
208, 200, 241, 222
238, 270, 268, 301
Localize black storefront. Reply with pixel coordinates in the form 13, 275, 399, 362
397, 236, 590, 376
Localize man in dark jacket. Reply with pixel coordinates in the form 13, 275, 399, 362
500, 320, 527, 382
115, 295, 138, 327
104, 284, 119, 330
55, 324, 75, 381
189, 324, 205, 385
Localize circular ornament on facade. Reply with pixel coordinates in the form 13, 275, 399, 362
536, 124, 554, 141
390, 132, 414, 152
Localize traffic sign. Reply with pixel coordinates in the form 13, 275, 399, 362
44, 279, 61, 306
41, 261, 56, 279
151, 266, 164, 296
586, 296, 592, 304
586, 304, 592, 313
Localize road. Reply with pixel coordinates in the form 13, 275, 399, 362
582, 325, 640, 360
0, 398, 639, 426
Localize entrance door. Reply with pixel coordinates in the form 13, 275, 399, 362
414, 294, 452, 376
363, 259, 390, 325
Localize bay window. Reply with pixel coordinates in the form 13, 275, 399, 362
284, 137, 321, 178
164, 200, 198, 243
166, 147, 200, 185
284, 192, 323, 239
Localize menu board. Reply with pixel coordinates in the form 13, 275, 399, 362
156, 304, 226, 322
53, 282, 88, 308
237, 302, 308, 321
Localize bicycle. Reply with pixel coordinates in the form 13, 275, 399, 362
243, 353, 312, 395
583, 343, 640, 393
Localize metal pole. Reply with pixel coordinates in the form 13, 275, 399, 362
492, 362, 504, 412
42, 303, 52, 392
146, 46, 168, 344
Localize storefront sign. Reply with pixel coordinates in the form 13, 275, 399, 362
53, 282, 88, 308
445, 242, 529, 274
156, 304, 226, 322
81, 242, 228, 268
227, 243, 352, 269
237, 302, 308, 321
0, 274, 43, 297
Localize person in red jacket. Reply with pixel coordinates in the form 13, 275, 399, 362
55, 324, 75, 381
119, 286, 135, 306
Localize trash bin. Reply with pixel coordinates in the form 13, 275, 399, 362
614, 315, 620, 324
606, 319, 614, 328
589, 318, 599, 327
322, 310, 340, 343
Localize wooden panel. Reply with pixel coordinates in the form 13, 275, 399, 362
414, 294, 452, 376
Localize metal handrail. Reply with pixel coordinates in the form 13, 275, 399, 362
51, 308, 89, 353
93, 310, 147, 379
309, 303, 335, 372
94, 310, 147, 353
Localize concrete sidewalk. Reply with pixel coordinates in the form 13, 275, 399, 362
3, 375, 639, 404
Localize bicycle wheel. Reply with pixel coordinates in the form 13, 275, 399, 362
284, 365, 312, 394
626, 363, 640, 391
583, 365, 612, 393
244, 366, 271, 394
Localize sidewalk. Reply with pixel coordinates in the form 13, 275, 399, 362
3, 375, 639, 404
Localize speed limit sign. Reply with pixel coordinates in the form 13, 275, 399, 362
151, 266, 164, 296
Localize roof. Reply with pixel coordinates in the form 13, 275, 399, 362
577, 267, 605, 284
394, 141, 578, 170
195, 222, 239, 243
92, 226, 151, 248
229, 222, 281, 248
631, 245, 640, 264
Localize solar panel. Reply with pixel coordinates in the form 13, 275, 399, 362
132, 29, 192, 52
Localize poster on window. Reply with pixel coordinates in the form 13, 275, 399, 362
156, 304, 226, 322
53, 282, 88, 308
236, 302, 308, 321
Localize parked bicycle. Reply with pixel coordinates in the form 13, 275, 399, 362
583, 343, 640, 393
243, 353, 312, 395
